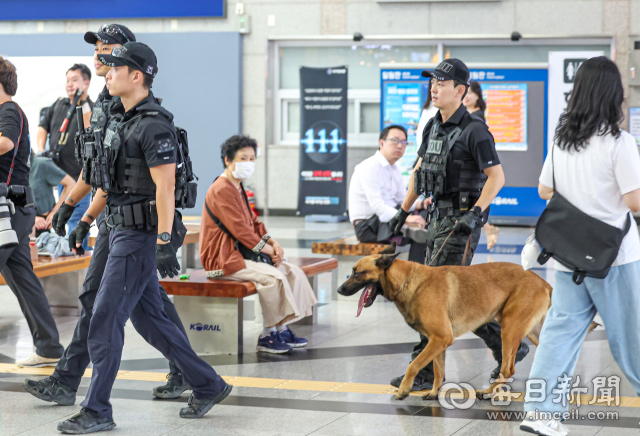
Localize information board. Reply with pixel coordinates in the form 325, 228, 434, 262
482, 83, 528, 151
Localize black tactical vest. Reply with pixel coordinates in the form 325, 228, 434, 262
102, 107, 162, 197
415, 112, 487, 201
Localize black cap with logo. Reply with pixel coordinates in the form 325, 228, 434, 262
84, 24, 136, 46
97, 42, 158, 78
422, 59, 470, 86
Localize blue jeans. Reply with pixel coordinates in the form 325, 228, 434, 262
57, 185, 90, 251
524, 262, 640, 414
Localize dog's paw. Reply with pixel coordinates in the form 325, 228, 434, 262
421, 392, 438, 401
475, 391, 491, 401
394, 391, 409, 401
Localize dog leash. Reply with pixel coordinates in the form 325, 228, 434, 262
427, 222, 473, 267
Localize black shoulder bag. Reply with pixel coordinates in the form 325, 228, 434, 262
204, 178, 273, 266
535, 145, 632, 285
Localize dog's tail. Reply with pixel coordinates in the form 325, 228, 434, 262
589, 321, 601, 333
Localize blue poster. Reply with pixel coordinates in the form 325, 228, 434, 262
382, 82, 422, 184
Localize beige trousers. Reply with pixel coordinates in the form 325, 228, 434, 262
219, 261, 318, 327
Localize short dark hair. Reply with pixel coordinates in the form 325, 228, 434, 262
0, 57, 18, 96
221, 135, 258, 167
67, 63, 91, 81
127, 66, 153, 89
379, 124, 408, 141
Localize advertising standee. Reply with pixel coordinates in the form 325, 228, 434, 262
297, 66, 349, 216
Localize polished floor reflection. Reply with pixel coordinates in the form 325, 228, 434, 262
0, 217, 635, 435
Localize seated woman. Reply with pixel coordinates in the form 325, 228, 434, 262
199, 135, 317, 354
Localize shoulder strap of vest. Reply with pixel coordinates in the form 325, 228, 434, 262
445, 112, 481, 152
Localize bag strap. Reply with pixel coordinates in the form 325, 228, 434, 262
5, 102, 24, 185
204, 177, 254, 248
551, 143, 556, 191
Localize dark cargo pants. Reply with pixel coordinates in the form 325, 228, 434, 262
81, 228, 227, 419
53, 212, 188, 391
0, 206, 64, 358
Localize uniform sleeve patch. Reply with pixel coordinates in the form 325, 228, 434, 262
155, 132, 176, 160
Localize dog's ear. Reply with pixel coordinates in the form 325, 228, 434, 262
379, 241, 397, 255
376, 252, 400, 270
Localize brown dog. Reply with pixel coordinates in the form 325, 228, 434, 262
336, 242, 597, 401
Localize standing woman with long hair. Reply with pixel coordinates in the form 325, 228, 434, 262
520, 57, 640, 436
464, 81, 499, 249
463, 81, 487, 121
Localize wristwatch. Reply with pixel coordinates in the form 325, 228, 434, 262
157, 232, 171, 243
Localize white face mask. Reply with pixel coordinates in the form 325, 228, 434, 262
232, 161, 255, 180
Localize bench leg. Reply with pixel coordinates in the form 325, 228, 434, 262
40, 268, 88, 316
331, 255, 339, 301
291, 275, 318, 326
180, 244, 198, 274
173, 295, 243, 355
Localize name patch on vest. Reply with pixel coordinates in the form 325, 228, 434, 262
427, 138, 443, 155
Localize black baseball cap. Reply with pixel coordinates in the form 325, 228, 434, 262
98, 42, 158, 78
422, 59, 470, 86
85, 24, 135, 46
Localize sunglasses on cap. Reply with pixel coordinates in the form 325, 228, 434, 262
99, 24, 131, 43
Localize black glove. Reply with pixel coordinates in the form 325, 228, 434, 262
52, 203, 76, 237
68, 221, 91, 256
156, 242, 181, 279
455, 207, 482, 235
388, 208, 410, 236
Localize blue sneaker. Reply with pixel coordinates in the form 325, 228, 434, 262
257, 331, 292, 354
278, 326, 308, 348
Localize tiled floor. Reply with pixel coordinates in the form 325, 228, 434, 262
0, 217, 635, 435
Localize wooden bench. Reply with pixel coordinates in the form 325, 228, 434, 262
89, 223, 201, 273
0, 254, 92, 316
160, 257, 338, 355
312, 235, 410, 300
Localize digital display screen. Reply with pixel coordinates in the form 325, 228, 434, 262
481, 83, 528, 152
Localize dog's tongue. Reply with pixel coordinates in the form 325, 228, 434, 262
356, 286, 371, 317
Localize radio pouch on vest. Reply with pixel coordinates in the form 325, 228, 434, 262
535, 145, 632, 285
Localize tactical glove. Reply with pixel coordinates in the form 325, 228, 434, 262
52, 203, 75, 237
156, 242, 181, 279
68, 221, 91, 256
455, 206, 482, 235
388, 208, 410, 236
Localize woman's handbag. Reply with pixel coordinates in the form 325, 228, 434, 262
205, 178, 274, 266
535, 145, 631, 285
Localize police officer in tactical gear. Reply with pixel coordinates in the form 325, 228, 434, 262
387, 59, 529, 392
0, 57, 65, 368
53, 42, 231, 434
24, 25, 191, 410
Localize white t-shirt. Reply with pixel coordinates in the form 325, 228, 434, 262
416, 106, 439, 150
539, 130, 640, 270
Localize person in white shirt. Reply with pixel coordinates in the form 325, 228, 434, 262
520, 56, 640, 436
349, 125, 426, 260
416, 82, 438, 151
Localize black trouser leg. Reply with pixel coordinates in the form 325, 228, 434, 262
0, 206, 63, 358
159, 285, 189, 375
54, 215, 109, 390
